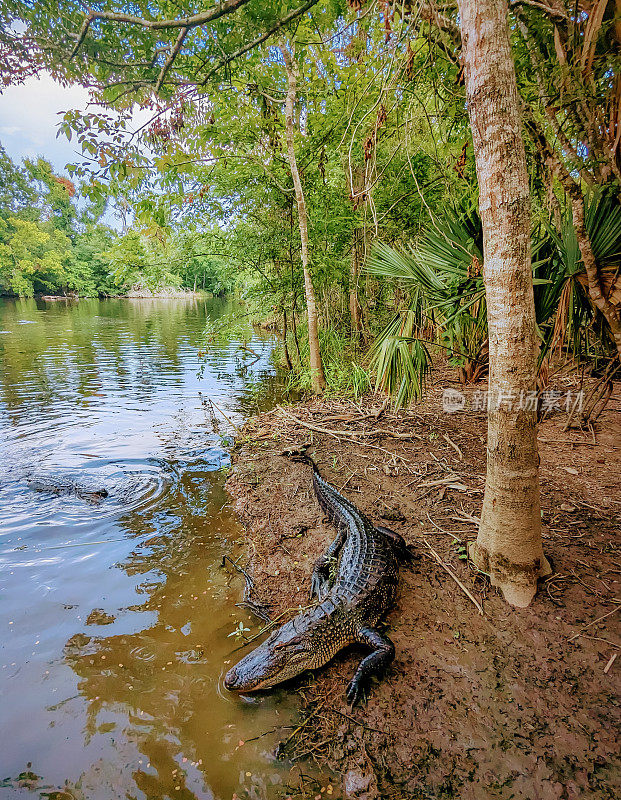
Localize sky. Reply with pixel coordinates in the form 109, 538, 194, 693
0, 73, 95, 174
0, 74, 153, 229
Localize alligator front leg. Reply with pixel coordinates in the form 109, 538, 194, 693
346, 627, 395, 706
309, 526, 346, 601
375, 525, 415, 562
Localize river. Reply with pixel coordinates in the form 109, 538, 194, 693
0, 297, 313, 800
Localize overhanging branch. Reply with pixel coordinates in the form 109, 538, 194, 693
70, 0, 253, 58
155, 26, 189, 92
200, 0, 321, 85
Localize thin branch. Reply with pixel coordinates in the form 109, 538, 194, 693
422, 538, 484, 615
417, 3, 461, 41
155, 26, 189, 92
567, 606, 621, 642
200, 0, 320, 85
510, 0, 569, 20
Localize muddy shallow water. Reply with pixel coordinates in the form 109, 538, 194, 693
0, 297, 305, 800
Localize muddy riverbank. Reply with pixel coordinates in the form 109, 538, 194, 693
226, 379, 621, 800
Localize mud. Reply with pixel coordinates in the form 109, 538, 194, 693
226, 377, 621, 799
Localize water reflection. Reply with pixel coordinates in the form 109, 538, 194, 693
0, 297, 313, 800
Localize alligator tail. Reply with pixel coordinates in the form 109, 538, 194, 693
285, 447, 360, 530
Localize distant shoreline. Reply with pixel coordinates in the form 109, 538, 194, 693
123, 287, 210, 299
1, 290, 213, 301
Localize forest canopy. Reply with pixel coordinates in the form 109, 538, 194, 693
1, 0, 619, 397
0, 143, 234, 297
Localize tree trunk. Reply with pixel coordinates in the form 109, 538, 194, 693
458, 0, 550, 606
566, 185, 621, 361
282, 307, 293, 370
291, 295, 302, 367
350, 231, 361, 335
280, 42, 326, 393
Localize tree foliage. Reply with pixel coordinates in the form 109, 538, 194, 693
0, 0, 618, 398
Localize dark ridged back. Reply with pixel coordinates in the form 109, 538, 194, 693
309, 462, 399, 617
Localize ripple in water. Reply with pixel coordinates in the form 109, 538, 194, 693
0, 297, 318, 800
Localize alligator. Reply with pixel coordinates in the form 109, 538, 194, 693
26, 477, 108, 503
224, 452, 412, 704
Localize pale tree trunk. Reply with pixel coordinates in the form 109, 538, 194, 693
458, 0, 551, 606
280, 42, 326, 392
348, 165, 365, 337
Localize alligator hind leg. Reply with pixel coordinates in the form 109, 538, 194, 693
346, 626, 396, 706
309, 526, 346, 601
375, 525, 415, 562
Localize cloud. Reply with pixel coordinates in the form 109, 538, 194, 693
0, 74, 94, 172
0, 74, 149, 174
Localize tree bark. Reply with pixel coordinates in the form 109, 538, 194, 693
526, 111, 621, 361
280, 42, 326, 392
458, 0, 551, 606
350, 231, 362, 335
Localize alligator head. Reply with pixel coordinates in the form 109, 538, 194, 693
224, 616, 316, 693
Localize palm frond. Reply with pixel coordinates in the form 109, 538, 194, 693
368, 320, 432, 409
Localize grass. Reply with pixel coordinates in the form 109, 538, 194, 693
279, 324, 372, 400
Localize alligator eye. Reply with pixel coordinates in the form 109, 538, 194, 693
273, 635, 304, 651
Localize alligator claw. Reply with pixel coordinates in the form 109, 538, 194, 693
309, 572, 328, 601
346, 678, 365, 707
310, 572, 331, 601
309, 573, 321, 601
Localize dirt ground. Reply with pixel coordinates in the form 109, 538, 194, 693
225, 371, 621, 800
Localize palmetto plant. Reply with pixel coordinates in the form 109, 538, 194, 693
367, 192, 621, 408
367, 304, 433, 408
542, 191, 621, 362
367, 206, 487, 406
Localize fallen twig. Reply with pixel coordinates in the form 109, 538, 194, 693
240, 344, 261, 360
581, 635, 621, 649
278, 406, 416, 466
25, 537, 128, 552
282, 700, 328, 747
422, 538, 484, 614
210, 398, 241, 432
278, 406, 367, 438
426, 513, 464, 542
538, 437, 597, 446
567, 605, 621, 642
451, 511, 480, 525
222, 555, 272, 623
338, 471, 357, 492
328, 708, 390, 735
443, 433, 463, 460
242, 724, 296, 744
604, 653, 617, 673
372, 428, 424, 441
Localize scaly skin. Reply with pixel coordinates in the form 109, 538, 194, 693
224, 456, 409, 704
26, 477, 108, 503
